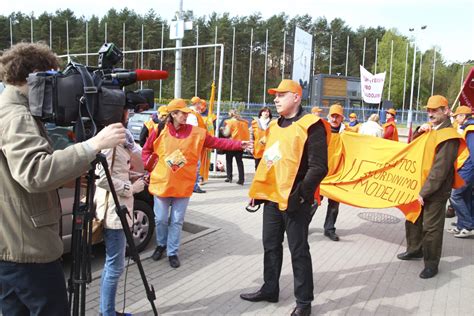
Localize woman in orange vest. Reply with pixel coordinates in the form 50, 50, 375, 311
143, 99, 250, 268
250, 107, 272, 169
383, 108, 399, 141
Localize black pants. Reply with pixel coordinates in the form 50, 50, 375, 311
405, 199, 446, 269
324, 198, 339, 233
226, 151, 244, 183
254, 158, 261, 170
261, 202, 314, 308
0, 260, 69, 316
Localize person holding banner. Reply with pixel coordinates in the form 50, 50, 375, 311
241, 79, 329, 316
397, 95, 464, 279
320, 103, 346, 241
382, 108, 399, 141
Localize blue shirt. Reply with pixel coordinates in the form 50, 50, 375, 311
458, 119, 474, 184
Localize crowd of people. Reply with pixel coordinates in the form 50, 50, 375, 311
1, 42, 472, 316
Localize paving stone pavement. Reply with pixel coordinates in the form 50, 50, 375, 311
83, 159, 474, 316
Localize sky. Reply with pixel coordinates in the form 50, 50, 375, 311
1, 0, 473, 64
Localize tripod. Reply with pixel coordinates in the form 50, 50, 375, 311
67, 153, 158, 315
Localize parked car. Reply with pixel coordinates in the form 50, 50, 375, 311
46, 125, 155, 254
127, 110, 156, 141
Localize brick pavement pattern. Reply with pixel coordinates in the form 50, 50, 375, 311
84, 162, 474, 315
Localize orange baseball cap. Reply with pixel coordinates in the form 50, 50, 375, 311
386, 108, 396, 116
329, 104, 344, 117
190, 96, 201, 104
349, 112, 357, 118
311, 106, 323, 113
157, 105, 168, 116
268, 79, 302, 96
425, 95, 449, 109
167, 99, 192, 113
451, 105, 472, 117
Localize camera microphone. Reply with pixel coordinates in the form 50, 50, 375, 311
110, 69, 169, 81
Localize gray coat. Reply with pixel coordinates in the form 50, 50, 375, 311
0, 85, 96, 263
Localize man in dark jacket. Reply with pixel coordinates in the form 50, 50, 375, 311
397, 95, 462, 279
240, 80, 328, 316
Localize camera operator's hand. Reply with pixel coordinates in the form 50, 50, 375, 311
132, 178, 146, 194
87, 123, 126, 152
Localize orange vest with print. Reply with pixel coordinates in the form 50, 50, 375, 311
144, 119, 158, 135
251, 119, 267, 159
149, 126, 207, 198
382, 121, 399, 141
226, 119, 250, 141
456, 125, 474, 170
249, 114, 329, 210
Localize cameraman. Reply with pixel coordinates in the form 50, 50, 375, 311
0, 43, 126, 315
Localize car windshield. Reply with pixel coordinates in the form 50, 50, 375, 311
129, 113, 152, 123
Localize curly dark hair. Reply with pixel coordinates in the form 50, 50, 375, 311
0, 42, 60, 85
258, 106, 272, 119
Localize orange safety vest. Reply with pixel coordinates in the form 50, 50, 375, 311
382, 121, 399, 141
345, 123, 361, 133
225, 119, 250, 141
430, 127, 466, 189
144, 119, 158, 135
192, 110, 207, 130
249, 114, 330, 210
148, 125, 207, 198
251, 119, 267, 159
456, 125, 474, 169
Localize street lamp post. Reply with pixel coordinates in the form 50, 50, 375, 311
407, 25, 427, 142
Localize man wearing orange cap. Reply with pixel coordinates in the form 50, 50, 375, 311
382, 108, 399, 141
241, 79, 329, 316
345, 112, 361, 132
397, 95, 464, 279
139, 106, 168, 147
447, 105, 474, 238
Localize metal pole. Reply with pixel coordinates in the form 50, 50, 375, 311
247, 28, 253, 105
416, 52, 423, 111
388, 39, 394, 100
30, 16, 33, 43
174, 0, 183, 98
329, 34, 333, 74
374, 38, 378, 74
431, 48, 436, 96
230, 26, 235, 102
66, 20, 70, 56
213, 26, 217, 82
312, 39, 317, 76
49, 20, 52, 49
140, 24, 144, 89
105, 22, 107, 43
460, 64, 465, 91
10, 18, 13, 47
402, 42, 409, 122
362, 37, 366, 67
282, 30, 286, 79
345, 35, 349, 76
212, 45, 225, 172
263, 29, 268, 105
122, 23, 126, 68
195, 24, 199, 96
407, 41, 417, 133
159, 24, 164, 102
86, 21, 89, 66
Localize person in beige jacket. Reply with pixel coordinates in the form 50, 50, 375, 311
94, 111, 146, 316
0, 43, 126, 315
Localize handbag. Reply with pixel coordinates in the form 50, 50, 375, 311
91, 148, 116, 244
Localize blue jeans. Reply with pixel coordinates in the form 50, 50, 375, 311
450, 184, 474, 230
0, 260, 69, 316
100, 228, 126, 316
193, 160, 201, 190
154, 196, 190, 256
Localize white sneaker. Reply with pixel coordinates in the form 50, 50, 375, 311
454, 229, 473, 238
447, 227, 460, 234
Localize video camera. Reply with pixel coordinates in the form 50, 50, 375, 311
27, 43, 168, 141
